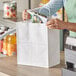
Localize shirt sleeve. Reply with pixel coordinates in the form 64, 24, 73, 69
36, 0, 64, 17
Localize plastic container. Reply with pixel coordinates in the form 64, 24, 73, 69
3, 1, 17, 19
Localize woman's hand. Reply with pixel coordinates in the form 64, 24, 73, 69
46, 19, 67, 30
22, 9, 31, 21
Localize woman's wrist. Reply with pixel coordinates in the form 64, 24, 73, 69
64, 22, 70, 30
65, 22, 76, 32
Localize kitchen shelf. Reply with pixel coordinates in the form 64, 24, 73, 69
0, 10, 22, 28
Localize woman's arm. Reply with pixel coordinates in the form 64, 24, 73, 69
47, 19, 76, 32
66, 22, 76, 32
22, 0, 64, 20
36, 0, 64, 17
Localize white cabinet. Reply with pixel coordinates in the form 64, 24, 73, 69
31, 0, 41, 9
16, 0, 29, 12
16, 0, 41, 12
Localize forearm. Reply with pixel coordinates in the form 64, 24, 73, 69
35, 0, 63, 17
65, 22, 76, 32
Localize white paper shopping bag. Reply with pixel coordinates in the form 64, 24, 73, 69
16, 21, 60, 68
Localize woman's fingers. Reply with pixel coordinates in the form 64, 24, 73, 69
22, 9, 31, 21
47, 25, 56, 29
46, 19, 55, 26
47, 24, 58, 29
22, 10, 26, 20
46, 19, 62, 29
